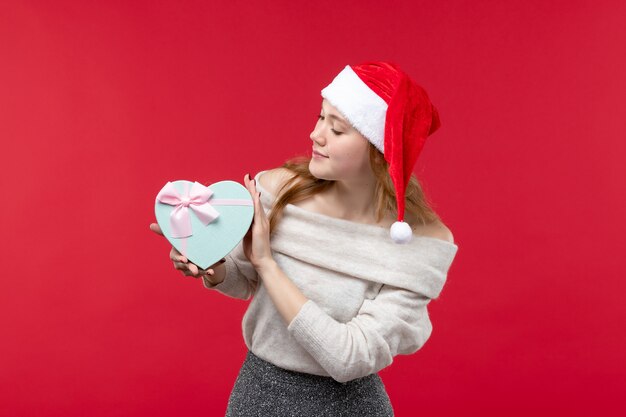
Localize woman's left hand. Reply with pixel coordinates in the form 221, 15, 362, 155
242, 173, 274, 271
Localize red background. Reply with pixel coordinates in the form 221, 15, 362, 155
1, 1, 625, 416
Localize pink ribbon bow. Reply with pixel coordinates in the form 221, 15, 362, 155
156, 182, 222, 238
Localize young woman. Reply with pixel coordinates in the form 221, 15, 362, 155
151, 61, 459, 416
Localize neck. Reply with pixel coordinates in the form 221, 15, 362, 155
325, 177, 378, 222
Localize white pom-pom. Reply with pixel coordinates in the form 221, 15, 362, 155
390, 221, 412, 244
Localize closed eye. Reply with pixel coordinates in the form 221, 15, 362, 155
317, 114, 343, 135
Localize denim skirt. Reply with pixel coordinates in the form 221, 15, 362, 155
225, 350, 394, 417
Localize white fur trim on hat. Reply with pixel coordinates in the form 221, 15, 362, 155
320, 65, 388, 153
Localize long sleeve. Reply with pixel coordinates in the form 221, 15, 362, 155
202, 239, 259, 300
213, 169, 458, 380
287, 283, 434, 383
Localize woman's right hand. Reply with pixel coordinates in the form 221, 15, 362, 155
150, 223, 225, 280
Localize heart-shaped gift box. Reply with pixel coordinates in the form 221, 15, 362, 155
154, 180, 254, 270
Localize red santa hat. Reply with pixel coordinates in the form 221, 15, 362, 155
321, 61, 441, 244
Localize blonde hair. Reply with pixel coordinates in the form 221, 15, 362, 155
267, 141, 441, 234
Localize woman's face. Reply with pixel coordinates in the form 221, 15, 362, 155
309, 99, 372, 181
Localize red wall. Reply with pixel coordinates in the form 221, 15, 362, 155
1, 1, 624, 416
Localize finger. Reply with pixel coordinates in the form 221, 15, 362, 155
181, 269, 200, 278
244, 179, 257, 223
256, 191, 263, 213
243, 226, 252, 245
169, 248, 187, 263
191, 265, 210, 276
188, 263, 199, 275
150, 223, 164, 236
170, 252, 187, 263
244, 173, 257, 197
252, 191, 264, 223
173, 261, 188, 270
196, 268, 213, 277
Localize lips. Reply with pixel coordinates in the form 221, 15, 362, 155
313, 149, 328, 158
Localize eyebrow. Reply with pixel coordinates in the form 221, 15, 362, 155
321, 106, 349, 126
328, 114, 348, 125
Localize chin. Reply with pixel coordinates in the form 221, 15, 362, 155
308, 160, 331, 180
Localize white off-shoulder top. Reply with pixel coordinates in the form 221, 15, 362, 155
203, 170, 459, 383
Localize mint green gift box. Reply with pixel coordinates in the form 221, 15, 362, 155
154, 180, 254, 270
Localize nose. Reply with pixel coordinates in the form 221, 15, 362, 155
310, 125, 326, 146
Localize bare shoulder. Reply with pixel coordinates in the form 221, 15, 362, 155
415, 220, 455, 244
256, 167, 294, 197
